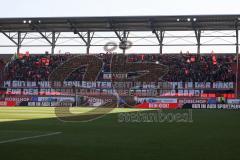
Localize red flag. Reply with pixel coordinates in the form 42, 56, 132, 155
25, 51, 30, 57
211, 51, 217, 65
17, 53, 23, 60
191, 56, 196, 62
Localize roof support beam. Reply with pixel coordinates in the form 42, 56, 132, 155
153, 30, 165, 54
17, 32, 27, 53
30, 23, 58, 54
195, 29, 201, 54
55, 32, 61, 42
76, 31, 95, 54
38, 32, 60, 54
114, 30, 130, 54
39, 32, 52, 45
53, 32, 61, 54
31, 23, 54, 47
122, 31, 129, 54
20, 33, 27, 45
77, 32, 88, 44
114, 31, 123, 41
70, 20, 95, 54
1, 32, 18, 46
52, 32, 56, 54
114, 31, 130, 42
34, 23, 57, 53
86, 31, 95, 54
1, 31, 27, 53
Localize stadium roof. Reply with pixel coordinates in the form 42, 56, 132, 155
0, 15, 240, 32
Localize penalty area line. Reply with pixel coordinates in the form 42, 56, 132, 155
0, 132, 62, 144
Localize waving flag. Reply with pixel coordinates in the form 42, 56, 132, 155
211, 50, 217, 65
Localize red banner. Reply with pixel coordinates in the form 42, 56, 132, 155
135, 102, 179, 109
0, 101, 16, 107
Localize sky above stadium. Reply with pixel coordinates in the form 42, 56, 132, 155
0, 0, 240, 17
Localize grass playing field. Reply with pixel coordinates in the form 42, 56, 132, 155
0, 107, 240, 160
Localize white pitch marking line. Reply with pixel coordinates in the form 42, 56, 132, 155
0, 132, 62, 144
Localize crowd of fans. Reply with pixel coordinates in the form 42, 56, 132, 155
5, 52, 71, 81
2, 52, 238, 82
50, 55, 103, 81
127, 54, 237, 82
162, 54, 235, 82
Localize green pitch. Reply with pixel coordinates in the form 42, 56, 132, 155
0, 107, 240, 160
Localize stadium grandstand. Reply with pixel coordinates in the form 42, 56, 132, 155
0, 15, 239, 108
